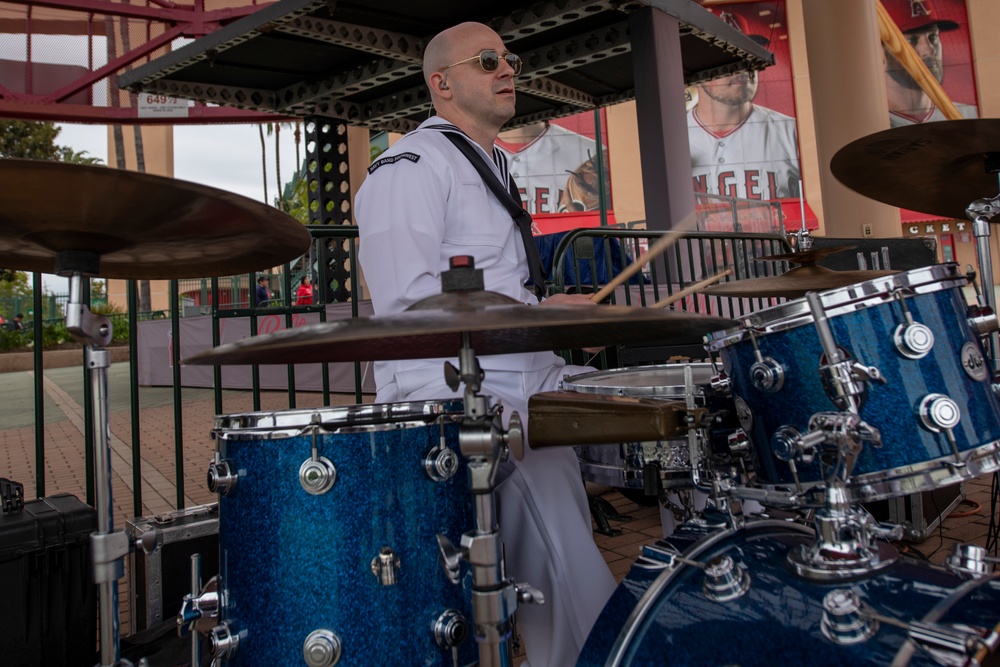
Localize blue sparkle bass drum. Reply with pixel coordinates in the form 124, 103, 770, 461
578, 521, 1000, 666
202, 400, 477, 666
705, 263, 1000, 502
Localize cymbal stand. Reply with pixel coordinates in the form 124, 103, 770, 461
437, 332, 539, 667
795, 180, 813, 251
61, 256, 135, 667
966, 195, 1000, 373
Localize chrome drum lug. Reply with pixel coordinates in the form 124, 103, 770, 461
433, 609, 468, 649
209, 621, 240, 660
303, 629, 342, 667
918, 394, 961, 433
424, 445, 459, 482
207, 459, 237, 496
299, 456, 336, 495
750, 357, 784, 393
821, 589, 878, 645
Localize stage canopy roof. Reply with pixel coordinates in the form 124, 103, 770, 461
118, 0, 773, 132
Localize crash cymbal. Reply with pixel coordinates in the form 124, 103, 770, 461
183, 290, 737, 365
0, 159, 311, 279
831, 119, 1000, 219
700, 265, 898, 299
756, 244, 858, 265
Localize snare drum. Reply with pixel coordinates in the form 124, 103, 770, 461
562, 364, 734, 491
206, 401, 476, 666
706, 263, 1000, 502
578, 521, 1000, 666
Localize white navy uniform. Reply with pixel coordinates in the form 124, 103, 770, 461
355, 116, 616, 667
496, 124, 597, 214
889, 101, 978, 126
688, 104, 800, 200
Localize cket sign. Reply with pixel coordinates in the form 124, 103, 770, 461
906, 221, 967, 235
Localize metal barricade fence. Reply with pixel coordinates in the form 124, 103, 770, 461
12, 226, 792, 512
548, 228, 794, 365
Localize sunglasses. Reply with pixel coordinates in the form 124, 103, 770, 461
438, 49, 523, 76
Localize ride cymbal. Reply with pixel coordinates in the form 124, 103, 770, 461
184, 290, 737, 365
831, 119, 1000, 219
700, 265, 898, 299
0, 159, 311, 279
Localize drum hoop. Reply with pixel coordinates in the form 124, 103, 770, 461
212, 399, 466, 438
604, 520, 813, 667
751, 441, 1000, 505
705, 264, 965, 351
889, 574, 1000, 667
561, 364, 717, 397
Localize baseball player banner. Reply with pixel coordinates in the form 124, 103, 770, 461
497, 109, 613, 234
688, 2, 800, 205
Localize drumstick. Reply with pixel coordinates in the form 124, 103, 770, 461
876, 0, 962, 121
589, 210, 697, 303
650, 268, 732, 309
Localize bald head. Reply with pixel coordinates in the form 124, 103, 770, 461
423, 22, 499, 86
421, 22, 517, 149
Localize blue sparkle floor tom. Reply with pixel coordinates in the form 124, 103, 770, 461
205, 400, 476, 666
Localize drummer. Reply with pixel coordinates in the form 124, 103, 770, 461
355, 21, 616, 667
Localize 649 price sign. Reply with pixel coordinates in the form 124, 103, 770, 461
137, 93, 189, 118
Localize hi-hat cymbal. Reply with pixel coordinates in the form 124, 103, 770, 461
831, 119, 1000, 219
756, 244, 858, 265
700, 265, 898, 299
183, 290, 737, 365
0, 159, 311, 279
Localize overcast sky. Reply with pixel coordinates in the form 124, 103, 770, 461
40, 122, 302, 292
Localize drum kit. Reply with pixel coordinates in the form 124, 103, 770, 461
2, 119, 1000, 667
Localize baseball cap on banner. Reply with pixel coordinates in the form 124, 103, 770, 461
708, 8, 769, 47
881, 0, 959, 33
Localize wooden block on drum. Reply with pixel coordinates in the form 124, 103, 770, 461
528, 391, 704, 448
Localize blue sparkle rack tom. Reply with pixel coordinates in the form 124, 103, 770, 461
185, 400, 478, 667
705, 263, 1000, 504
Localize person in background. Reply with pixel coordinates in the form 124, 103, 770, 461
255, 276, 272, 307
354, 21, 616, 667
12, 313, 24, 331
295, 275, 315, 305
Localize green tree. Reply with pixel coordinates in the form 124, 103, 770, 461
0, 120, 104, 164
0, 271, 32, 320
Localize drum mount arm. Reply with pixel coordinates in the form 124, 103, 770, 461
772, 411, 882, 490
787, 480, 900, 582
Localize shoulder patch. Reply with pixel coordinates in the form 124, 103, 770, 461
368, 152, 421, 174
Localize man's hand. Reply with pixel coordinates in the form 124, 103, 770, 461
540, 292, 604, 353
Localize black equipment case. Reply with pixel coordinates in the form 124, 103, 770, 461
126, 502, 219, 633
0, 493, 97, 667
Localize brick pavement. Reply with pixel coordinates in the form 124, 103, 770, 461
2, 363, 998, 651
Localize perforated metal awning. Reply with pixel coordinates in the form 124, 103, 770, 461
118, 0, 773, 132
